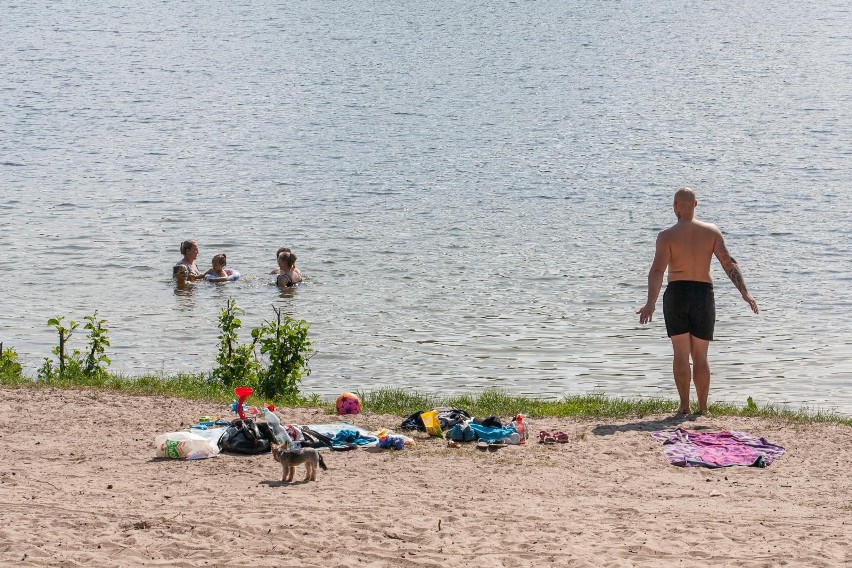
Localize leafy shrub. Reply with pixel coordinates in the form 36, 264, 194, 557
253, 306, 313, 399
209, 299, 313, 399
0, 344, 24, 384
209, 298, 261, 390
37, 312, 111, 384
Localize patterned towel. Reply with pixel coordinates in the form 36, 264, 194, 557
651, 428, 785, 468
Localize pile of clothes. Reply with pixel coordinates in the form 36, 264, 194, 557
400, 408, 525, 446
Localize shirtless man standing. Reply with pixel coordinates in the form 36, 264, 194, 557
637, 188, 759, 415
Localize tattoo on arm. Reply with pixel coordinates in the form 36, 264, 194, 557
727, 265, 748, 295
719, 249, 749, 296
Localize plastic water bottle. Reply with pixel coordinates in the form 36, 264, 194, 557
513, 414, 527, 445
262, 408, 292, 444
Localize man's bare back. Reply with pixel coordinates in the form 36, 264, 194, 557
636, 187, 758, 415
659, 219, 718, 284
638, 188, 758, 323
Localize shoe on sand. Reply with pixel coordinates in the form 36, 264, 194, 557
553, 432, 570, 443
538, 431, 556, 444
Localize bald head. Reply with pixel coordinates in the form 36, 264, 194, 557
674, 187, 696, 203
673, 187, 697, 220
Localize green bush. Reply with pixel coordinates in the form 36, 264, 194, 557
0, 344, 24, 384
253, 306, 313, 399
209, 299, 313, 400
37, 312, 112, 385
209, 298, 261, 390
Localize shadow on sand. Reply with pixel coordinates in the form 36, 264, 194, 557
591, 413, 716, 436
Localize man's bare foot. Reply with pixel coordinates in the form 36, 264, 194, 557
695, 409, 712, 417
673, 408, 691, 417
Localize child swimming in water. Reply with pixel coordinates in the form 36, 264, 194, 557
276, 251, 303, 287
173, 264, 190, 289
204, 253, 232, 283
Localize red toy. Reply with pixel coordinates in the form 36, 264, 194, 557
234, 386, 253, 419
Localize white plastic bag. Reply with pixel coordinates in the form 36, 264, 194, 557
154, 430, 221, 460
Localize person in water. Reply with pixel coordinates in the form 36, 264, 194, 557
174, 240, 204, 281
637, 187, 759, 415
270, 246, 291, 275
275, 250, 303, 287
173, 264, 190, 290
203, 253, 232, 282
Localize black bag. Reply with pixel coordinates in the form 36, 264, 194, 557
400, 410, 426, 431
472, 415, 502, 428
219, 418, 271, 454
400, 408, 473, 432
437, 408, 472, 430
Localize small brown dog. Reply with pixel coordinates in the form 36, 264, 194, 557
271, 443, 328, 482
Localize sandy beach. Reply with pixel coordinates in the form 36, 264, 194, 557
0, 386, 850, 567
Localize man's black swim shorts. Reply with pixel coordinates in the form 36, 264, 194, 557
662, 280, 715, 340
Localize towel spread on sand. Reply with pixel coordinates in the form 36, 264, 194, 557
651, 428, 785, 468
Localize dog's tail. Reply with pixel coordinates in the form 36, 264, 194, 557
317, 452, 328, 470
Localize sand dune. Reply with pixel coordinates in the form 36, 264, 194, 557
1, 387, 849, 567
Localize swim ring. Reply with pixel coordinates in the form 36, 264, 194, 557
204, 269, 241, 282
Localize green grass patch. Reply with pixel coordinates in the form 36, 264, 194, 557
3, 372, 850, 426
1, 371, 324, 410
358, 387, 852, 426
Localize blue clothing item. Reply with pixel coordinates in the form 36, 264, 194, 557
446, 423, 476, 442
468, 423, 517, 443
332, 429, 377, 447
376, 436, 405, 450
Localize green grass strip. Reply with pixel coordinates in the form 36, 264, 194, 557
3, 372, 850, 426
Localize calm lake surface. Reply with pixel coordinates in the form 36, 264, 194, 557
2, 1, 851, 413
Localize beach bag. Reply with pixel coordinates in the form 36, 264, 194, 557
154, 431, 221, 460
400, 408, 472, 432
437, 408, 472, 430
400, 410, 426, 431
219, 418, 270, 454
421, 410, 443, 437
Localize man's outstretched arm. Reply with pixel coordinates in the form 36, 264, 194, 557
714, 233, 759, 314
637, 233, 669, 324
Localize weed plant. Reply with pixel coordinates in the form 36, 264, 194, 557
0, 344, 24, 385
210, 298, 261, 390
37, 312, 110, 384
210, 299, 313, 398
253, 305, 313, 399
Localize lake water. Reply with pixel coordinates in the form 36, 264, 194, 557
2, 0, 851, 414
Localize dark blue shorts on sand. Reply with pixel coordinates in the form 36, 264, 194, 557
663, 280, 715, 341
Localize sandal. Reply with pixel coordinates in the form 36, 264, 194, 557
476, 441, 490, 451
538, 431, 556, 444
553, 432, 570, 443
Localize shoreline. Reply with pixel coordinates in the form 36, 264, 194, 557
2, 374, 850, 425
1, 386, 850, 567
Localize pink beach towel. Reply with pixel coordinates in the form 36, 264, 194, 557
651, 428, 785, 468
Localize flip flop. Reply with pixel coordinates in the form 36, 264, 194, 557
538, 431, 556, 444
488, 441, 507, 451
476, 441, 490, 451
553, 432, 570, 443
